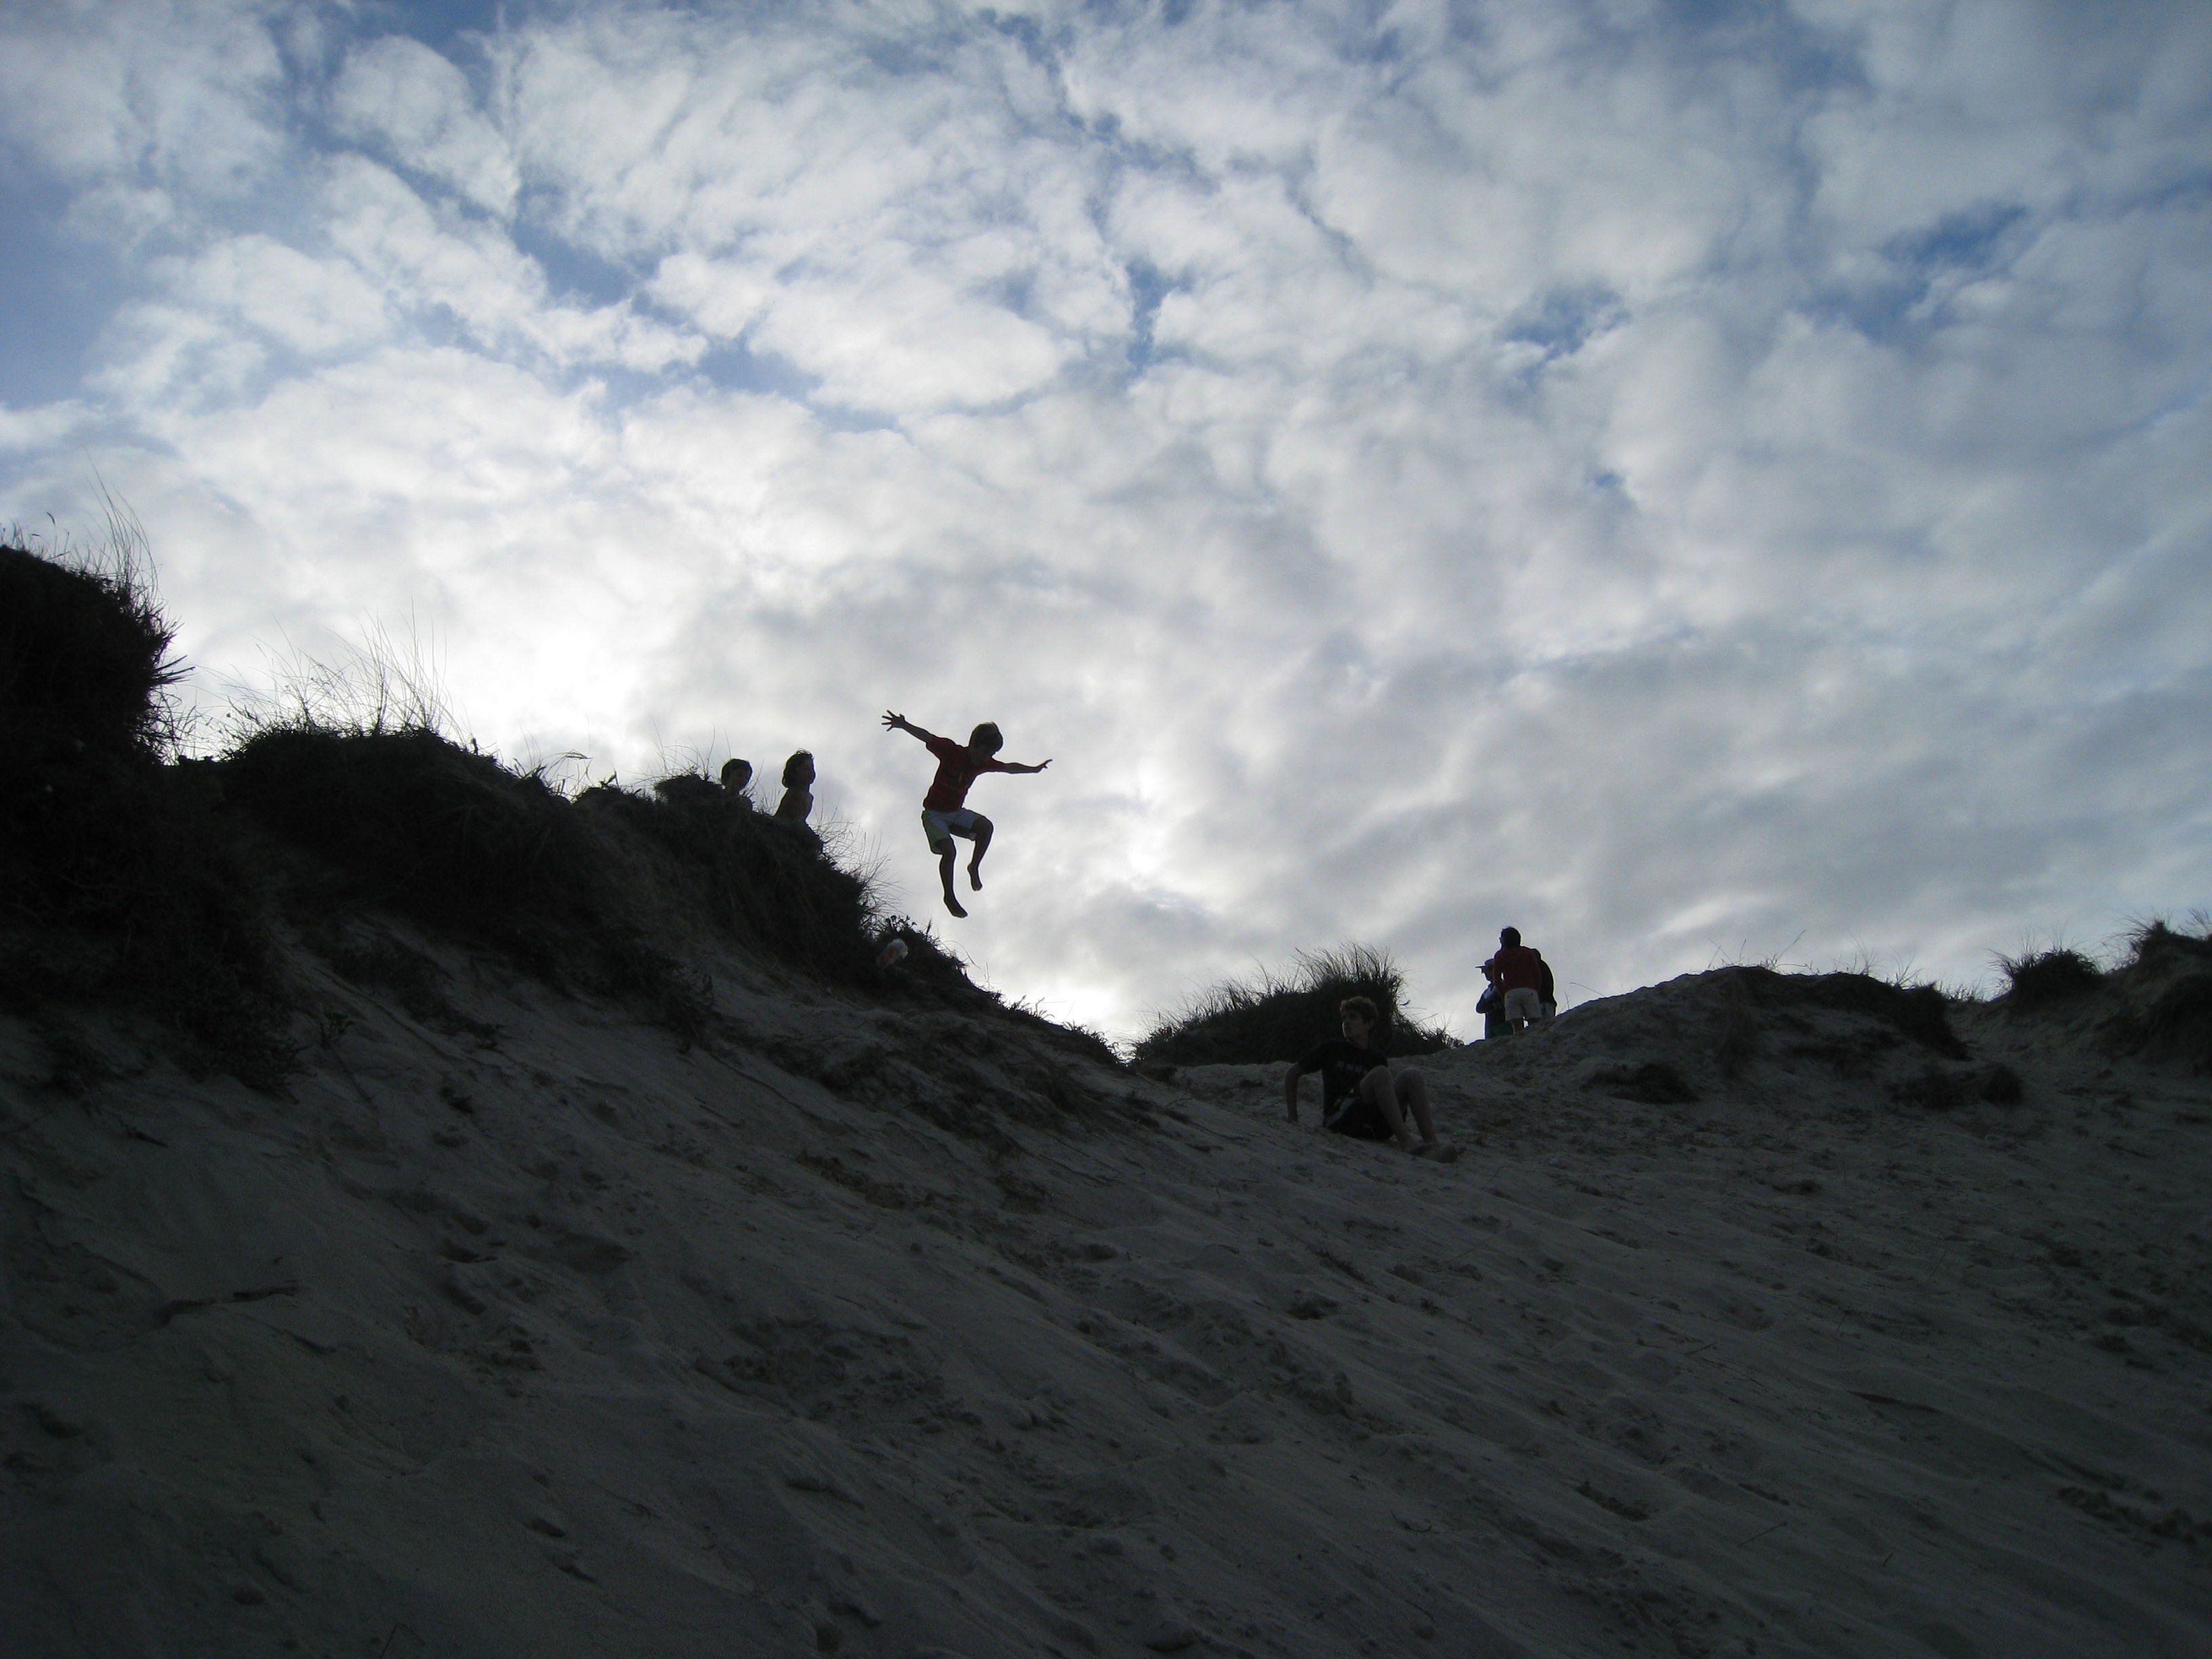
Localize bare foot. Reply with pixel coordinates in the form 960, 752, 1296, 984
942, 890, 968, 918
968, 865, 984, 891
1412, 1142, 1459, 1162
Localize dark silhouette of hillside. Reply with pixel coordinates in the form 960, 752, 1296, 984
0, 537, 1050, 1090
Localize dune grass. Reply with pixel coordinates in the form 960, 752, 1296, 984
1, 515, 185, 763
1, 534, 293, 1086
1134, 943, 1452, 1068
2107, 916, 2212, 1068
1706, 964, 1969, 1078
1994, 946, 2104, 1008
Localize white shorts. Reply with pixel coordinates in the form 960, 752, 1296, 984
921, 808, 983, 852
1502, 987, 1543, 1022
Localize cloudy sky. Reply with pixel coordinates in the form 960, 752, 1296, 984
5, 0, 2208, 1042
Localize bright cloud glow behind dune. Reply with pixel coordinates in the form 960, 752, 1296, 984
3, 0, 2208, 1042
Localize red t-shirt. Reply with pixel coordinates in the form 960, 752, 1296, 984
1485, 945, 1544, 993
922, 735, 1011, 811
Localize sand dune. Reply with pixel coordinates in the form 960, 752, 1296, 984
3, 923, 2209, 1658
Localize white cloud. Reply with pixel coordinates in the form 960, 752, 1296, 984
0, 400, 94, 453
331, 34, 520, 216
0, 0, 285, 199
649, 252, 775, 340
502, 11, 1119, 407
88, 299, 271, 412
167, 232, 394, 356
321, 158, 701, 373
751, 253, 1071, 411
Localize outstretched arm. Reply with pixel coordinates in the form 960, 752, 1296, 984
1003, 758, 1052, 775
882, 711, 937, 745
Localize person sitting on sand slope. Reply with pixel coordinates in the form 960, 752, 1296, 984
1284, 995, 1449, 1158
881, 711, 1050, 918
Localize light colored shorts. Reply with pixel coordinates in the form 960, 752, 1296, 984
1502, 987, 1544, 1023
921, 807, 983, 853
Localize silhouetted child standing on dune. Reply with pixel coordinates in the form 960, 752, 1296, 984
882, 712, 1050, 918
773, 750, 815, 824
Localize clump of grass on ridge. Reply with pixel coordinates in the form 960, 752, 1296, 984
577, 779, 883, 987
1, 531, 292, 1086
1134, 943, 1452, 1068
1994, 946, 2104, 1009
1708, 965, 1969, 1060
2106, 916, 2212, 1069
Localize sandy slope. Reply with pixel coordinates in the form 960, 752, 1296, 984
3, 929, 2207, 1659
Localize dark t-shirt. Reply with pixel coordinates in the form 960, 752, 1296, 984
922, 734, 1012, 811
1296, 1038, 1390, 1137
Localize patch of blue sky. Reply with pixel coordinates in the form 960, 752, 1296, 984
856, 18, 984, 80
979, 7, 1053, 59
986, 268, 1042, 321
1503, 285, 1627, 363
1768, 30, 1866, 96
1812, 202, 2032, 347
1881, 203, 2028, 276
681, 340, 899, 432
1613, 0, 1870, 97
561, 358, 693, 411
1497, 286, 1626, 407
691, 337, 821, 402
1124, 261, 1171, 374
1803, 285, 1917, 348
2127, 167, 2212, 216
2139, 381, 2206, 430
508, 211, 644, 312
1656, 0, 1765, 25
1251, 0, 1417, 66
348, 0, 510, 56
0, 176, 127, 409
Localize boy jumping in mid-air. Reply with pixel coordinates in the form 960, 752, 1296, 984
882, 712, 1051, 917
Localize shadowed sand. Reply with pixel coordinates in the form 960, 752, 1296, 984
3, 930, 2207, 1658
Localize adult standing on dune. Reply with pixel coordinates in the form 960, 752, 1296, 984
1483, 927, 1549, 1033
